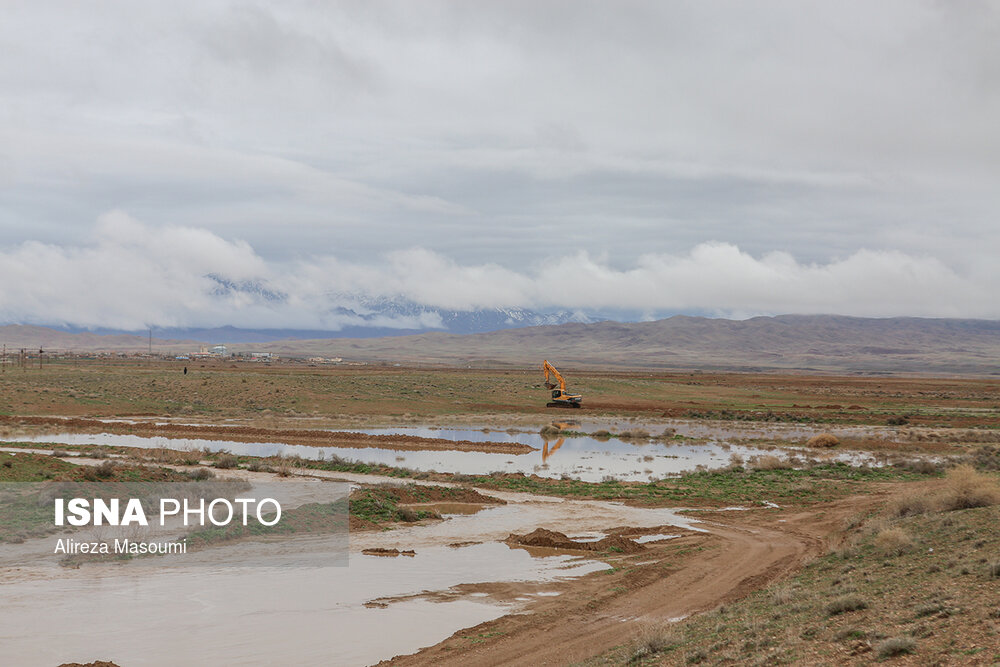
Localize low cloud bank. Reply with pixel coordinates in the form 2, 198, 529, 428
1, 213, 994, 331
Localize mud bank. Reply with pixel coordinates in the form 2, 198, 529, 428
0, 415, 536, 454
379, 490, 890, 666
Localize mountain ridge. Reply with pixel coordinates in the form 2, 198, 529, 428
2, 315, 998, 374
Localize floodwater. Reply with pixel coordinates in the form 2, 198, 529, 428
12, 427, 881, 482
350, 422, 894, 442
0, 473, 701, 666
0, 540, 605, 666
0, 419, 899, 664
350, 491, 705, 550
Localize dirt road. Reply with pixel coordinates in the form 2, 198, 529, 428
379, 492, 883, 666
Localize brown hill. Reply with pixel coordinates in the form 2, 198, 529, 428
0, 325, 203, 352
3, 316, 999, 374
244, 315, 1000, 374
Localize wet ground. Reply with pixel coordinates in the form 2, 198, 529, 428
0, 417, 910, 666
11, 419, 886, 482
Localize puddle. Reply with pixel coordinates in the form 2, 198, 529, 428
0, 541, 604, 667
347, 423, 896, 443
12, 430, 881, 483
349, 495, 703, 551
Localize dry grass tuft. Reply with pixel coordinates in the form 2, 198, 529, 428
825, 595, 867, 616
187, 467, 215, 481
145, 448, 200, 466
874, 527, 913, 556
937, 464, 1000, 511
214, 454, 239, 469
751, 455, 791, 471
888, 465, 1000, 517
874, 636, 916, 659
629, 623, 680, 661
968, 444, 1000, 470
397, 507, 421, 522
246, 459, 272, 473
887, 491, 936, 518
770, 585, 797, 605
807, 433, 840, 448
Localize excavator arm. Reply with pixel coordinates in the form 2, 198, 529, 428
542, 360, 566, 392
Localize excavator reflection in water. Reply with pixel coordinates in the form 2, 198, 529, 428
542, 360, 582, 408
541, 421, 577, 463
542, 438, 564, 463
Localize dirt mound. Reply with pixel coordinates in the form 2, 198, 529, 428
507, 528, 645, 554
363, 548, 416, 557
58, 662, 121, 667
592, 534, 646, 554
510, 528, 585, 550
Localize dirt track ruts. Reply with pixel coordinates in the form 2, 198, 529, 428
0, 415, 537, 454
379, 492, 885, 666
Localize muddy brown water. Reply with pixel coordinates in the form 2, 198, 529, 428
0, 420, 894, 665
12, 423, 883, 483
0, 541, 606, 666
0, 472, 703, 666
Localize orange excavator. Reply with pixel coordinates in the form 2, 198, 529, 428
542, 360, 582, 408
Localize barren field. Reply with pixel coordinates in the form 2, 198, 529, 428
1, 361, 999, 666
3, 359, 1000, 427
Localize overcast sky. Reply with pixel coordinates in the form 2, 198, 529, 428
2, 1, 999, 329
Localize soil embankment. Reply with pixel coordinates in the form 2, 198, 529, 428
0, 415, 536, 454
508, 527, 646, 554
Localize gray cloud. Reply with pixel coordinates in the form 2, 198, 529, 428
0, 214, 994, 330
1, 2, 999, 320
